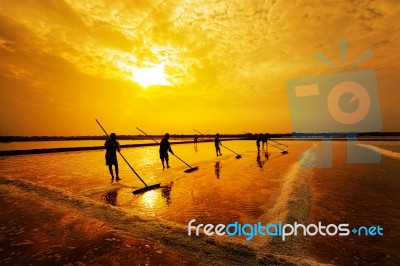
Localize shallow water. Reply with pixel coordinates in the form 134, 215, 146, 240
0, 140, 399, 227
0, 140, 305, 223
306, 141, 400, 265
359, 141, 400, 153
1, 139, 399, 265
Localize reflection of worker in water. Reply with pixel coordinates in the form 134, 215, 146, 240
257, 151, 263, 168
214, 162, 221, 179
161, 185, 172, 205
105, 133, 121, 180
256, 133, 263, 151
194, 134, 198, 147
214, 133, 222, 156
159, 133, 174, 169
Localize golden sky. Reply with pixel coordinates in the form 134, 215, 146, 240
0, 0, 399, 135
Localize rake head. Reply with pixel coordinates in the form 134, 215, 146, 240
184, 166, 199, 173
132, 183, 161, 195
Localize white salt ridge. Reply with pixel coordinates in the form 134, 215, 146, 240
357, 143, 400, 160
254, 146, 315, 257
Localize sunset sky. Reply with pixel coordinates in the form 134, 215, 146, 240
0, 0, 399, 135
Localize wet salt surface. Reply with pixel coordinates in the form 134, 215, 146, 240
0, 185, 197, 266
99, 150, 297, 225
358, 141, 400, 153
1, 139, 399, 265
307, 141, 400, 266
0, 140, 309, 225
0, 140, 398, 227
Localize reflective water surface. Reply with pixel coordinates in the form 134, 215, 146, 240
1, 140, 399, 226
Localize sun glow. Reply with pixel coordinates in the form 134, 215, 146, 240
132, 64, 170, 88
117, 59, 171, 88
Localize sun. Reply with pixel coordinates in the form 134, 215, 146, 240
131, 64, 170, 88
117, 59, 171, 88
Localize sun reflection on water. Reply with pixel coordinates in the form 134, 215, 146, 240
140, 190, 161, 209
138, 184, 173, 210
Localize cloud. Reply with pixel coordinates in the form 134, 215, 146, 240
0, 39, 15, 53
0, 0, 399, 134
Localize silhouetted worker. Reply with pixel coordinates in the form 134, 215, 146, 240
105, 133, 121, 180
256, 133, 263, 151
215, 133, 222, 156
194, 134, 198, 147
160, 133, 174, 169
263, 133, 270, 151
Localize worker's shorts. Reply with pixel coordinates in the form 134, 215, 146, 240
160, 152, 169, 160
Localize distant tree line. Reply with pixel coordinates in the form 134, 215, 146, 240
1, 132, 398, 142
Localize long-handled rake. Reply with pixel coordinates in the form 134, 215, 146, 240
95, 119, 161, 194
221, 144, 242, 159
136, 127, 199, 173
268, 141, 288, 155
